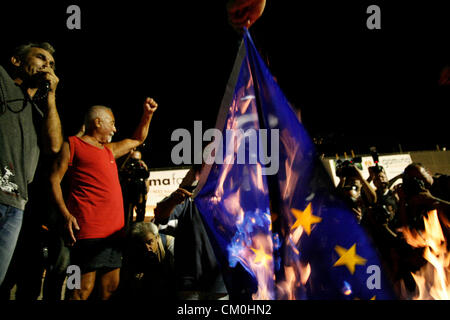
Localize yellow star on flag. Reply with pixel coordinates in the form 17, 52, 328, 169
333, 243, 367, 275
250, 246, 272, 266
290, 203, 322, 235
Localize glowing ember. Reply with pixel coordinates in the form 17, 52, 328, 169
342, 281, 352, 296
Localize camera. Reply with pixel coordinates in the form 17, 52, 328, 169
370, 146, 379, 163
335, 157, 362, 178
125, 158, 150, 181
370, 165, 384, 174
368, 147, 385, 175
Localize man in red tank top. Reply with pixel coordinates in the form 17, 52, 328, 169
50, 97, 158, 300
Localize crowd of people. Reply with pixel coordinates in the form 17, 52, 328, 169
335, 160, 450, 295
0, 0, 266, 301
1, 0, 449, 301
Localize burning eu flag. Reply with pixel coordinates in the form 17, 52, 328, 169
194, 29, 396, 300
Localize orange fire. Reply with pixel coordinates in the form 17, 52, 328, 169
399, 210, 450, 300
276, 259, 311, 300
274, 225, 312, 300
247, 234, 275, 300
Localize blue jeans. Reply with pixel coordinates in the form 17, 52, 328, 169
0, 203, 24, 285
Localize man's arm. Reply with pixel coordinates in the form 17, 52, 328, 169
154, 166, 198, 224
352, 166, 377, 205
388, 173, 403, 189
360, 175, 377, 205
410, 190, 450, 212
154, 188, 192, 225
107, 97, 158, 158
40, 66, 63, 154
337, 176, 346, 189
49, 141, 79, 245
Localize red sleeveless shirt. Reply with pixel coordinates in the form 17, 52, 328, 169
66, 136, 124, 240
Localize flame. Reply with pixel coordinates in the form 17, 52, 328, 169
251, 162, 268, 195
276, 260, 311, 300
279, 129, 301, 203
225, 208, 275, 300
247, 234, 275, 300
399, 210, 450, 300
274, 225, 312, 299
265, 129, 314, 300
223, 189, 244, 224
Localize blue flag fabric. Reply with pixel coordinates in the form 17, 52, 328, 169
194, 29, 396, 300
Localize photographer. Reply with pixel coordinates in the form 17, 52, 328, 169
387, 164, 450, 293
367, 165, 401, 233
399, 163, 450, 231
336, 159, 377, 224
120, 150, 150, 228
363, 149, 401, 237
363, 165, 405, 282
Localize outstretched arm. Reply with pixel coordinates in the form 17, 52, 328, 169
154, 167, 198, 225
388, 173, 403, 189
352, 166, 377, 205
154, 188, 192, 225
108, 97, 158, 158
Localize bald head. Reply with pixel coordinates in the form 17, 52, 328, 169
131, 150, 142, 160
83, 105, 116, 144
84, 105, 112, 131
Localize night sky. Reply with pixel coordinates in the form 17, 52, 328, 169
1, 1, 449, 168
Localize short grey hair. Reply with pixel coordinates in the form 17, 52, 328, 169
129, 222, 159, 241
129, 222, 166, 261
84, 105, 112, 130
13, 42, 55, 62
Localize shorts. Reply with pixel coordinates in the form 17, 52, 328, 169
70, 237, 123, 273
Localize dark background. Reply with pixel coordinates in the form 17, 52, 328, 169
1, 1, 449, 168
